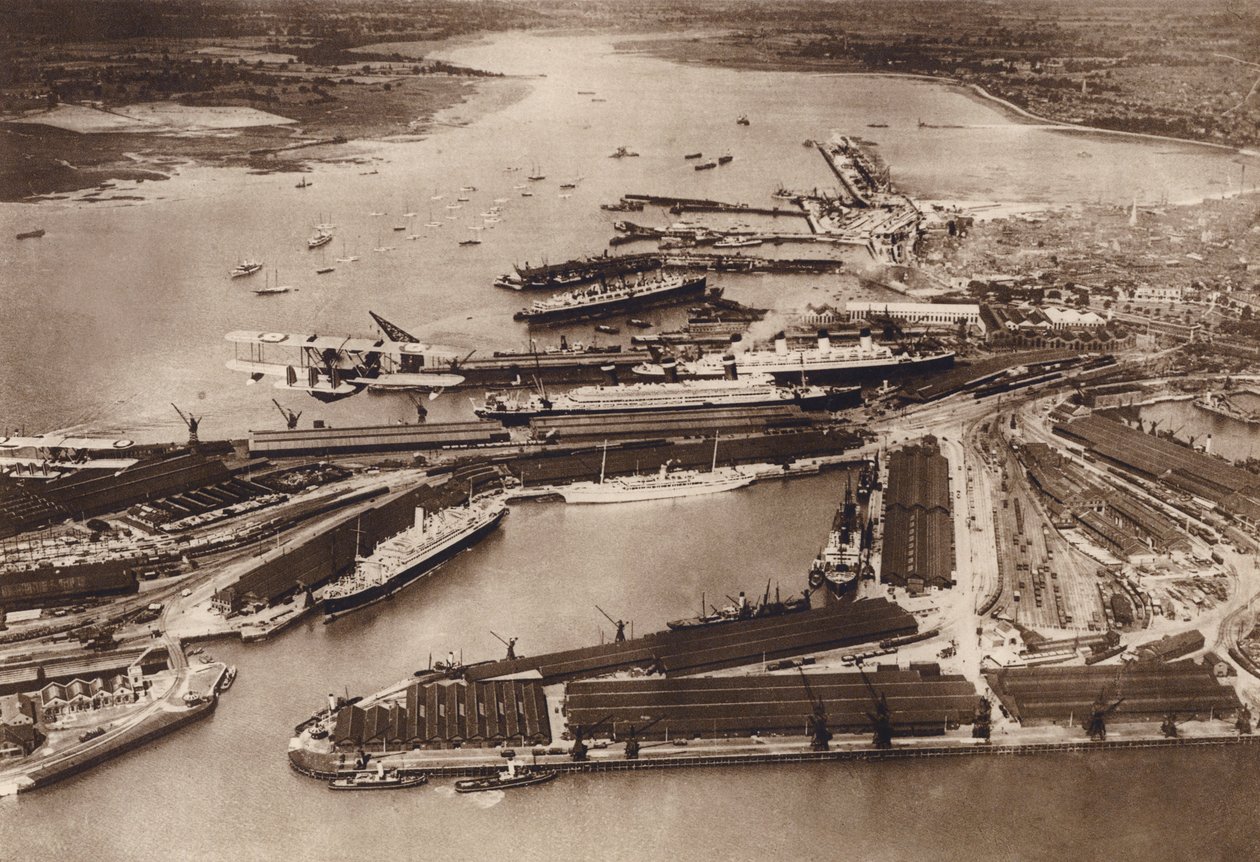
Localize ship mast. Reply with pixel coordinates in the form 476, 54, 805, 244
599, 440, 608, 485
711, 430, 720, 472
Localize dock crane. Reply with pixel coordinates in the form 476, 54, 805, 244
798, 669, 833, 752
858, 665, 894, 749
1084, 688, 1126, 741
618, 715, 665, 759
568, 712, 615, 762
1237, 704, 1253, 736
489, 630, 519, 661
973, 696, 993, 743
271, 398, 302, 430
405, 393, 428, 424
171, 403, 200, 449
596, 605, 628, 642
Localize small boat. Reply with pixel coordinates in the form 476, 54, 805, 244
578, 90, 595, 95
520, 191, 534, 197
459, 237, 482, 246
610, 147, 639, 158
694, 161, 717, 171
595, 324, 619, 334
717, 154, 733, 165
308, 232, 333, 249
16, 228, 45, 240
316, 267, 335, 274
461, 185, 477, 192
527, 165, 546, 181
425, 222, 442, 228
713, 237, 762, 248
559, 181, 578, 189
329, 766, 428, 791
219, 666, 237, 691
255, 270, 293, 294
230, 260, 263, 278
457, 196, 470, 202
79, 727, 107, 743
446, 203, 462, 210
453, 761, 556, 793
493, 197, 509, 203
867, 123, 889, 128
627, 318, 652, 329
684, 152, 702, 160
736, 115, 750, 126
392, 225, 407, 231
295, 177, 311, 189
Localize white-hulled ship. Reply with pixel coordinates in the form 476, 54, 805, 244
321, 496, 508, 620
512, 272, 709, 323
475, 366, 857, 425
632, 329, 954, 384
557, 437, 753, 504
230, 260, 263, 278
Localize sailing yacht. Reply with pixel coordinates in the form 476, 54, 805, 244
557, 435, 753, 503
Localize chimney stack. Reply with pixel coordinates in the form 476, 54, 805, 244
774, 332, 788, 355
722, 354, 738, 380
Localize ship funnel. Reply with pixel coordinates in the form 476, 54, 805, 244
328, 693, 338, 713
774, 332, 788, 355
817, 329, 831, 352
662, 357, 680, 383
722, 354, 738, 380
414, 506, 426, 531
601, 363, 619, 386
729, 333, 748, 354
559, 334, 569, 351
859, 327, 873, 352
1205, 434, 1213, 455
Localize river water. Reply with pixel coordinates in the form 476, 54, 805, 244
3, 31, 1259, 861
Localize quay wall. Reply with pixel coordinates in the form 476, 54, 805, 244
16, 697, 217, 794
289, 732, 1260, 781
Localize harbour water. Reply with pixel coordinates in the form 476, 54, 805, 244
3, 31, 1260, 860
0, 32, 1247, 441
1137, 399, 1260, 465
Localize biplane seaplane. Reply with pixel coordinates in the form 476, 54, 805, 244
0, 433, 138, 479
224, 312, 469, 403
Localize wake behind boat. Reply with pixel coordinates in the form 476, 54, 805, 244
321, 496, 508, 620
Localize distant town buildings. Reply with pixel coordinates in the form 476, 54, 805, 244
845, 300, 983, 332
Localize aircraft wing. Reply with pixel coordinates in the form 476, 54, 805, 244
361, 371, 466, 390
0, 455, 137, 470
226, 330, 462, 361
0, 434, 133, 451
273, 379, 359, 396
225, 358, 294, 378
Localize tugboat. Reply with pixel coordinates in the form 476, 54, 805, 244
717, 154, 734, 165
453, 758, 556, 793
694, 161, 717, 171
329, 763, 428, 791
16, 228, 45, 240
218, 666, 237, 692
307, 231, 333, 249
736, 115, 750, 126
610, 146, 640, 158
